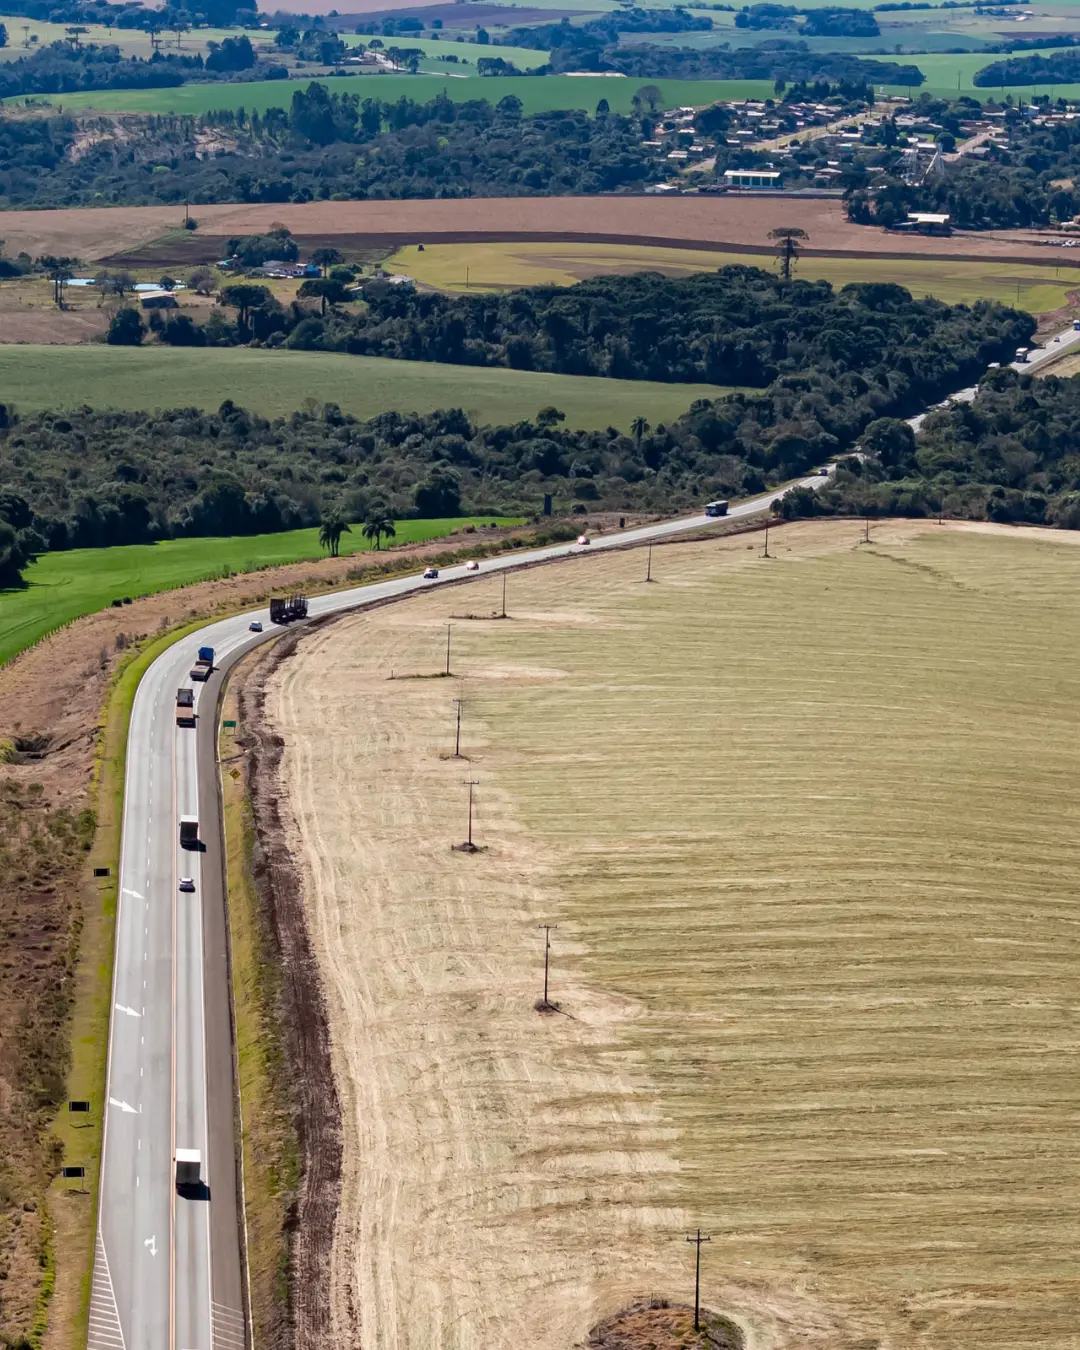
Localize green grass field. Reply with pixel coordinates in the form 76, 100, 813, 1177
15, 73, 776, 116
0, 516, 520, 667
0, 344, 731, 430
884, 46, 1080, 99
389, 240, 1080, 313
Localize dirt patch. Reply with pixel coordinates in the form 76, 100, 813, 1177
584, 1301, 744, 1350
3, 197, 1068, 269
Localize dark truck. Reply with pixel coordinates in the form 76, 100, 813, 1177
270, 595, 309, 624
176, 688, 195, 728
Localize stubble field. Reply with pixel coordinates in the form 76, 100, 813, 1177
267, 518, 1080, 1350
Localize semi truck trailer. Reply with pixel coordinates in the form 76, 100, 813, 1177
179, 815, 199, 848
175, 1149, 201, 1188
269, 595, 308, 624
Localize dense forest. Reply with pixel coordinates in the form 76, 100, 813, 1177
0, 92, 671, 207
191, 267, 1033, 396
974, 49, 1080, 87
0, 38, 278, 98
0, 276, 1032, 561
774, 368, 1080, 529
847, 101, 1080, 229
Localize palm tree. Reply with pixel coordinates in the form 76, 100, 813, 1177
318, 513, 350, 557
631, 415, 650, 446
361, 508, 396, 550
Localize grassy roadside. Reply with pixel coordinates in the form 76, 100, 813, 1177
44, 614, 215, 1350
220, 671, 299, 1348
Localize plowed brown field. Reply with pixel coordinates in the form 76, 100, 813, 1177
2, 196, 1069, 266
266, 518, 1080, 1350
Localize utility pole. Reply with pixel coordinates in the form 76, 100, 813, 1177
445, 623, 452, 676
864, 515, 870, 544
645, 544, 653, 582
763, 523, 771, 559
453, 697, 465, 758
537, 923, 558, 1008
501, 571, 507, 618
463, 779, 479, 850
686, 1230, 711, 1332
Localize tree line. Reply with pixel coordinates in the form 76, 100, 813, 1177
175, 266, 1033, 399
774, 366, 1080, 530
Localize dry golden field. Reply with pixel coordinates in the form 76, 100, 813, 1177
268, 519, 1080, 1350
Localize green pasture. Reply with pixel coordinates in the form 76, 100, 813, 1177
11, 72, 775, 115
0, 344, 728, 430
0, 515, 521, 667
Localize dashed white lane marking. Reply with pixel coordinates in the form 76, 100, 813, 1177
88, 1232, 126, 1350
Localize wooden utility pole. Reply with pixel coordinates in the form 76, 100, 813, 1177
864, 515, 870, 543
463, 779, 479, 849
763, 523, 771, 559
645, 544, 653, 582
686, 1230, 711, 1331
445, 623, 452, 676
537, 923, 558, 1008
453, 698, 465, 758
501, 571, 507, 619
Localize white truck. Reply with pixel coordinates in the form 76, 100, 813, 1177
175, 1149, 202, 1188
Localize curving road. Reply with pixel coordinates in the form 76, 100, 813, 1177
89, 310, 1077, 1350
89, 476, 830, 1350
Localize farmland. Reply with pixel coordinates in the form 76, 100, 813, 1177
389, 240, 1080, 313
0, 515, 519, 667
0, 344, 731, 427
267, 518, 1080, 1350
15, 72, 776, 117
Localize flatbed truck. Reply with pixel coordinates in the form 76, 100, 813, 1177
176, 688, 195, 727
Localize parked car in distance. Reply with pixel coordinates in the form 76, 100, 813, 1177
249, 621, 263, 632
577, 534, 591, 545
465, 559, 480, 571
423, 567, 439, 579
179, 877, 195, 893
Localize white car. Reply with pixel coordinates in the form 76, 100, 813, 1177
179, 877, 195, 893
465, 559, 480, 571
423, 567, 439, 580
249, 621, 263, 632
577, 534, 591, 546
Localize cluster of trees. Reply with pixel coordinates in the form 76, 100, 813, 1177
0, 39, 276, 99
566, 40, 923, 84
498, 7, 713, 52
775, 367, 1080, 529
0, 90, 672, 207
185, 268, 1031, 400
735, 4, 880, 34
0, 0, 254, 29
847, 98, 1080, 229
974, 49, 1080, 86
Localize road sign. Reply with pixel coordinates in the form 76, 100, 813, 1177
223, 719, 237, 728
68, 1100, 90, 1113
93, 867, 110, 877
62, 1166, 85, 1179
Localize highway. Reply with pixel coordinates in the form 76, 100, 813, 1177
89, 318, 1077, 1350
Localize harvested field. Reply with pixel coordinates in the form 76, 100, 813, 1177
267, 518, 1080, 1350
4, 197, 1071, 269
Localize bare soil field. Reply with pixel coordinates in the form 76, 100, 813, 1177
2, 197, 1072, 268
266, 518, 1080, 1350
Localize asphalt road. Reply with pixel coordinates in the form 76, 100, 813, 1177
90, 311, 1079, 1350
89, 473, 831, 1350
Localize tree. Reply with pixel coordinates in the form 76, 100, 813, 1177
633, 84, 664, 112
768, 226, 809, 283
65, 25, 88, 49
0, 519, 27, 588
414, 467, 461, 517
318, 511, 351, 556
861, 416, 916, 472
107, 307, 146, 346
631, 415, 650, 445
38, 255, 77, 307
536, 406, 566, 431
0, 24, 8, 48
219, 283, 273, 330
310, 247, 345, 277
187, 266, 217, 297
299, 277, 347, 315
361, 505, 396, 549
596, 97, 610, 115
160, 313, 206, 347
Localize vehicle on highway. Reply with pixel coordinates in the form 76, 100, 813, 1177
423, 567, 439, 579
249, 620, 263, 632
175, 1148, 202, 1189
179, 877, 195, 893
577, 534, 591, 545
818, 466, 830, 476
465, 559, 480, 571
704, 500, 729, 517
190, 645, 214, 681
176, 687, 195, 728
269, 594, 308, 624
179, 814, 199, 848
1074, 319, 1080, 331
1016, 347, 1030, 363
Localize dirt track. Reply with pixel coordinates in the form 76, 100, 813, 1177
2, 196, 1070, 266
